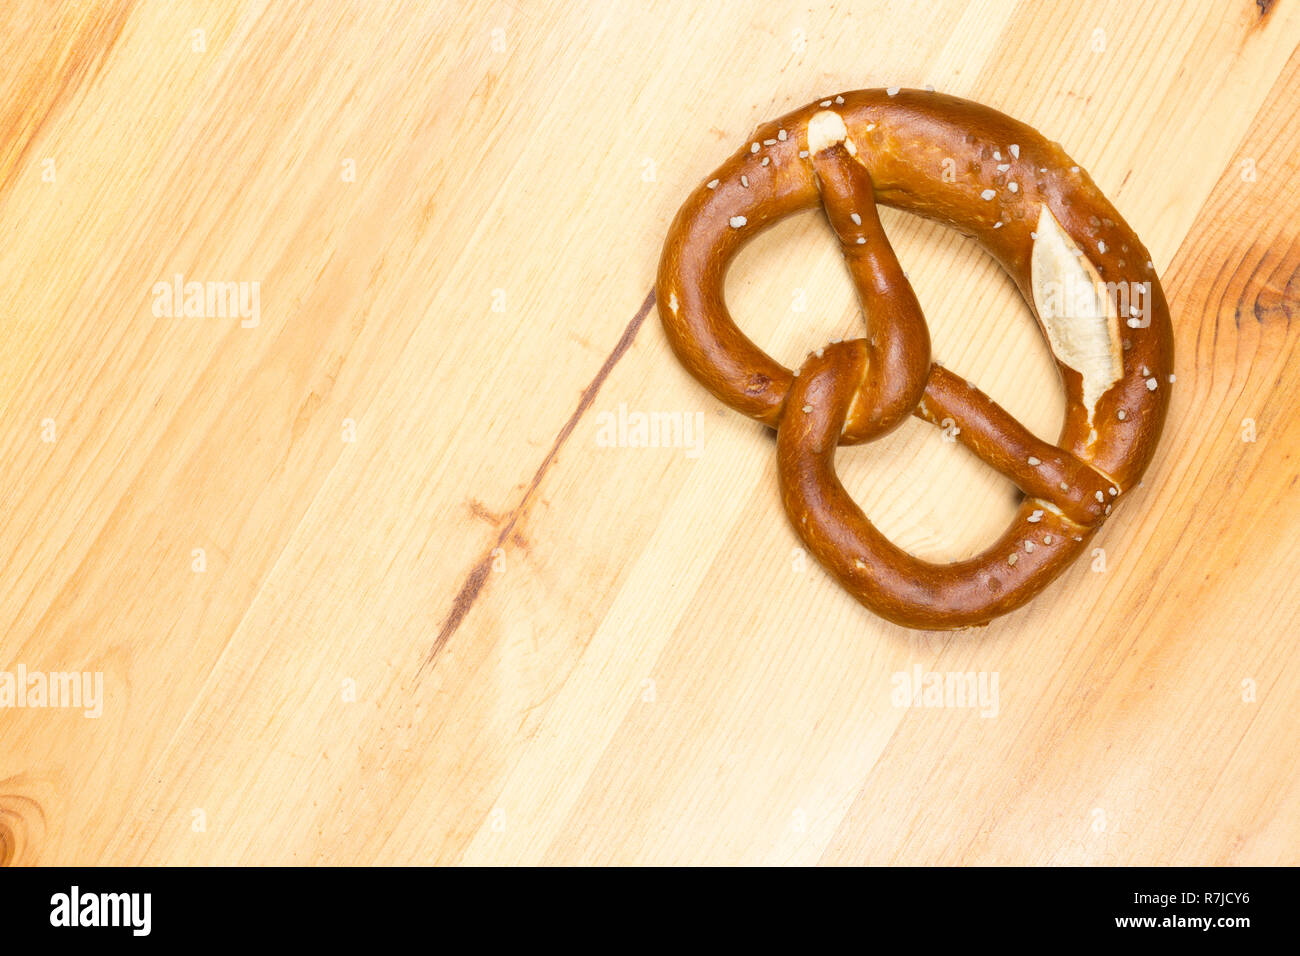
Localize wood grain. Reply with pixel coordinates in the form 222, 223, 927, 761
0, 0, 1296, 865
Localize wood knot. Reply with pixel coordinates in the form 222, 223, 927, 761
0, 793, 46, 866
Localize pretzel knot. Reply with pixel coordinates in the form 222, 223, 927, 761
657, 91, 1174, 630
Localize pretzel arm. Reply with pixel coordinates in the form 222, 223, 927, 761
915, 365, 1118, 526
808, 116, 931, 444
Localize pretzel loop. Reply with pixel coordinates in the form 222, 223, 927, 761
778, 340, 1096, 629
656, 89, 1174, 629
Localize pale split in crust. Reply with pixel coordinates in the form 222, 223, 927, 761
1030, 204, 1123, 433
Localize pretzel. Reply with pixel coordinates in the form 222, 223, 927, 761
657, 89, 1173, 629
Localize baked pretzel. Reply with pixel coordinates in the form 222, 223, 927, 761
657, 89, 1173, 629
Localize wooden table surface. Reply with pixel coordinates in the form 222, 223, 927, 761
1, 0, 1297, 866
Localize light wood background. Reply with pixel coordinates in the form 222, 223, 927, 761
1, 0, 1296, 866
